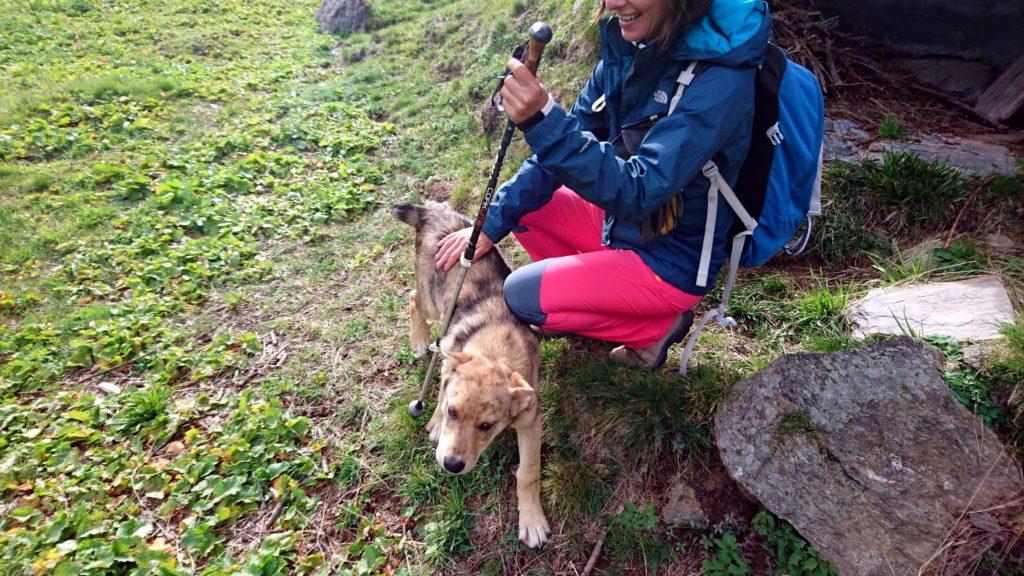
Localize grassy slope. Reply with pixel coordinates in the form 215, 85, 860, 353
1, 0, 1022, 575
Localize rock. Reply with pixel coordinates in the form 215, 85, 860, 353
661, 479, 707, 526
892, 57, 995, 104
823, 118, 869, 164
867, 135, 1018, 176
315, 0, 367, 34
899, 236, 944, 268
986, 231, 1017, 253
961, 341, 1006, 371
716, 338, 1022, 576
845, 275, 1015, 342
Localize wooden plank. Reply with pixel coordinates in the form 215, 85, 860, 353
974, 53, 1024, 124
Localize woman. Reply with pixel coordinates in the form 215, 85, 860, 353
434, 0, 770, 370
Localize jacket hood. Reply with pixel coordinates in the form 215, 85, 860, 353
601, 0, 769, 66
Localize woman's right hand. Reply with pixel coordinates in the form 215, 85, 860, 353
435, 227, 494, 271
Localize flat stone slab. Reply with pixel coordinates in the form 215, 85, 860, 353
846, 275, 1015, 341
716, 338, 1022, 576
868, 135, 1018, 176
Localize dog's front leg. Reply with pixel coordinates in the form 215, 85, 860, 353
409, 290, 431, 358
515, 411, 550, 548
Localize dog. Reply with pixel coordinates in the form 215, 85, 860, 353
392, 201, 550, 548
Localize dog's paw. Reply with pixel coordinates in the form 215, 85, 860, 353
411, 340, 429, 359
426, 412, 441, 443
518, 506, 550, 548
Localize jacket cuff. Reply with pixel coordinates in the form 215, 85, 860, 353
522, 104, 569, 152
481, 217, 511, 245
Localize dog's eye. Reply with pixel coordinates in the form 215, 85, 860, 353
447, 408, 458, 421
477, 422, 493, 432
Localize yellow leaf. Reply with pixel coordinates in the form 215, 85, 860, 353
31, 549, 61, 575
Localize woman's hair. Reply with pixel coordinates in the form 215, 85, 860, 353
594, 0, 713, 48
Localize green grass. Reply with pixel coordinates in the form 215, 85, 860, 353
2, 0, 1022, 573
876, 114, 907, 140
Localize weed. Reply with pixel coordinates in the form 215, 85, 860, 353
542, 452, 608, 520
607, 502, 679, 568
547, 358, 729, 468
774, 410, 828, 455
876, 114, 907, 140
423, 482, 475, 566
701, 531, 752, 575
865, 151, 963, 233
928, 336, 1005, 428
109, 383, 172, 438
752, 510, 836, 576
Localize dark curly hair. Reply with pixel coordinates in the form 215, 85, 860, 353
594, 0, 713, 49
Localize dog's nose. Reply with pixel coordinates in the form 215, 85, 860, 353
443, 456, 465, 473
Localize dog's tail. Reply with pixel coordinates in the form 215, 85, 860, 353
392, 203, 427, 228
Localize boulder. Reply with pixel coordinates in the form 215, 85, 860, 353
716, 338, 1022, 576
845, 275, 1015, 342
867, 135, 1018, 176
315, 0, 367, 34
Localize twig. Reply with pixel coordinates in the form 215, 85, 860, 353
945, 175, 996, 247
581, 529, 607, 576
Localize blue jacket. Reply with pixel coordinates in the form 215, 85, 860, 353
481, 0, 770, 295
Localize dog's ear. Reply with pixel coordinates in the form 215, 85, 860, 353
447, 352, 473, 364
508, 371, 535, 418
441, 352, 473, 382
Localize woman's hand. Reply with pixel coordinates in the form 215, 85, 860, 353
435, 227, 495, 271
500, 58, 549, 125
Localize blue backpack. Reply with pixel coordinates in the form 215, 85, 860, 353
673, 44, 826, 375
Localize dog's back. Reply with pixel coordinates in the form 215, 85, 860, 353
392, 201, 512, 316
393, 201, 536, 377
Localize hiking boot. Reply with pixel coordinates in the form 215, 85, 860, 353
530, 325, 570, 339
609, 311, 695, 371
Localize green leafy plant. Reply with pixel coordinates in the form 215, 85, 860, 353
752, 510, 837, 576
607, 502, 679, 569
701, 531, 752, 576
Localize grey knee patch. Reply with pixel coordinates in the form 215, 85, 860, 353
504, 263, 548, 326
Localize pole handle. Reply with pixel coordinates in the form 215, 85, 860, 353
523, 21, 553, 76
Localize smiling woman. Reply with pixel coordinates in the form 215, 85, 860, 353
435, 0, 770, 371
598, 0, 713, 46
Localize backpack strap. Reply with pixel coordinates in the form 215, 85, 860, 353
694, 161, 757, 287
682, 160, 758, 376
667, 61, 700, 116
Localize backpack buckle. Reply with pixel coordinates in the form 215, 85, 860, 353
701, 161, 719, 179
766, 122, 784, 145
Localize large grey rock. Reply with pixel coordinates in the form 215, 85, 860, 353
845, 275, 1015, 342
823, 118, 870, 164
868, 135, 1018, 176
716, 338, 1022, 576
315, 0, 367, 33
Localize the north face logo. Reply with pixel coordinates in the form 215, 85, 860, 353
654, 90, 668, 104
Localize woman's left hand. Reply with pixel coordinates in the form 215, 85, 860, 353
500, 58, 549, 125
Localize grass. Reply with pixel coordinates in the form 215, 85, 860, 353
1, 0, 1022, 573
876, 113, 908, 140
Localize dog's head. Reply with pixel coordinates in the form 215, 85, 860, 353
435, 352, 535, 475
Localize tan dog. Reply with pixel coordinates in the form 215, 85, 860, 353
392, 201, 550, 548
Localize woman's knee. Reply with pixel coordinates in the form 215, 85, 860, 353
503, 262, 549, 326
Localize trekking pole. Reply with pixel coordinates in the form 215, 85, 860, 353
409, 21, 553, 418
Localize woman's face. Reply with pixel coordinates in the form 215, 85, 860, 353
605, 0, 667, 43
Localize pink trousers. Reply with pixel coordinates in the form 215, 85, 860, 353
503, 186, 701, 349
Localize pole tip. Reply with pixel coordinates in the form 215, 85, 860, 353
530, 21, 553, 45
408, 399, 425, 418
